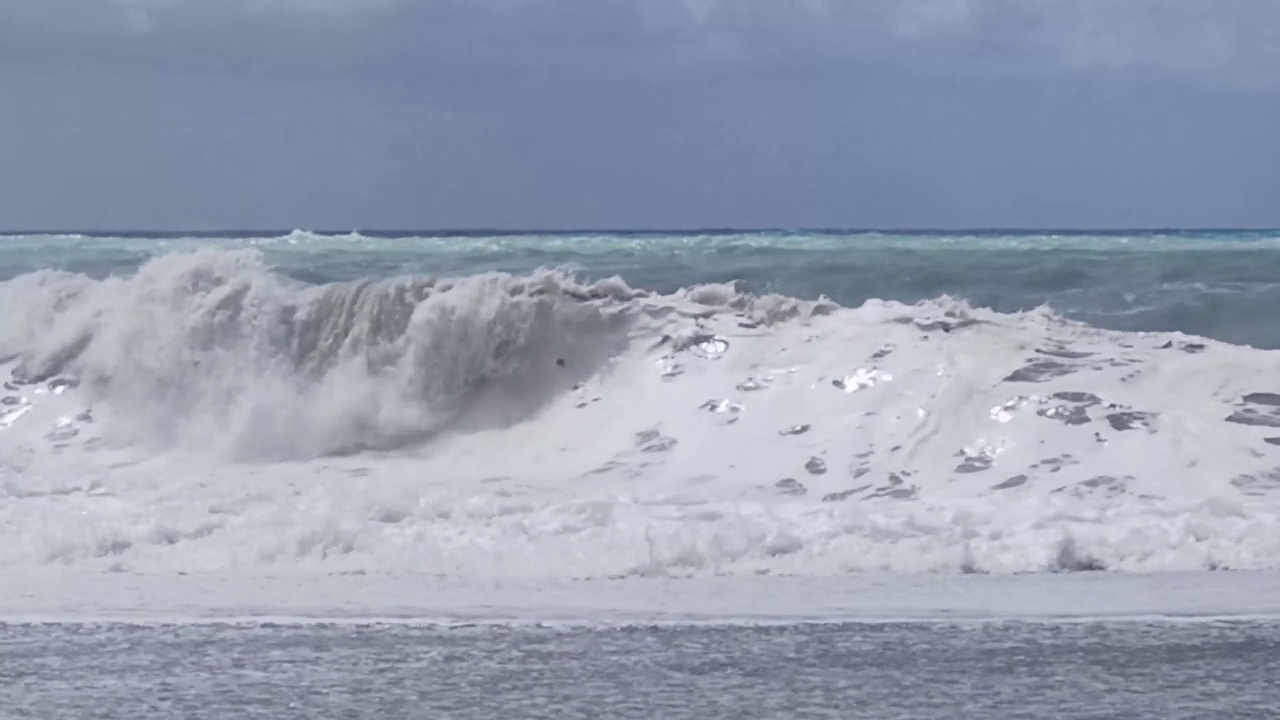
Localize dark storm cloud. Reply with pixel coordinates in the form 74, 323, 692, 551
1, 0, 1278, 229
19, 1, 1273, 83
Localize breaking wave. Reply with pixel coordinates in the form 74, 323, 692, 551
0, 248, 828, 459
3, 247, 1280, 578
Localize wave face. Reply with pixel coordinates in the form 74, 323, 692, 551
6, 229, 1280, 346
3, 234, 1280, 579
0, 249, 679, 459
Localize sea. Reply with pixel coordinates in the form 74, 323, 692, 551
3, 229, 1280, 717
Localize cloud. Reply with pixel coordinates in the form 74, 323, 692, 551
5, 0, 1280, 88
110, 0, 399, 21
1034, 1, 1280, 81
2, 0, 1277, 230
679, 0, 1280, 86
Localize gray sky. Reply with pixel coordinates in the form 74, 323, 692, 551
3, 0, 1279, 230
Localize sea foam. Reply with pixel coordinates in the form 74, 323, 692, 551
2, 248, 1280, 581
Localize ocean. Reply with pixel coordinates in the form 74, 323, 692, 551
3, 229, 1280, 717
5, 620, 1279, 718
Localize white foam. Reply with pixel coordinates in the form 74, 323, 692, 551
3, 248, 1280, 609
5, 570, 1280, 625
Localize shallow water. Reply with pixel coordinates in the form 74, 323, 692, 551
4, 620, 1279, 719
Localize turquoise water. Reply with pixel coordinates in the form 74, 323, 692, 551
5, 229, 1280, 346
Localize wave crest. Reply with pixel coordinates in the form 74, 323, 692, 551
0, 248, 831, 459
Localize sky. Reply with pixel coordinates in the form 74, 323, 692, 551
2, 0, 1279, 230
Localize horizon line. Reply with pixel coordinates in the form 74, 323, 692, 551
3, 226, 1279, 236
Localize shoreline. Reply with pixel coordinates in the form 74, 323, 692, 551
5, 569, 1280, 625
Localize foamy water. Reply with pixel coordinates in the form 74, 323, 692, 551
3, 232, 1280, 618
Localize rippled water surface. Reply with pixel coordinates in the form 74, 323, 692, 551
5, 620, 1279, 719
6, 229, 1280, 345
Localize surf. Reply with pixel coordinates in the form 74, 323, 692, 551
2, 247, 1280, 578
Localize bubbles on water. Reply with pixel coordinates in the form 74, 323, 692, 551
990, 396, 1035, 423
991, 393, 1098, 426
1242, 393, 1280, 407
832, 368, 892, 393
1053, 392, 1102, 405
1226, 393, 1280, 428
700, 400, 744, 426
1037, 403, 1092, 426
682, 334, 730, 359
657, 331, 733, 380
822, 486, 866, 503
1004, 359, 1080, 383
735, 376, 771, 392
44, 412, 93, 443
0, 402, 31, 429
992, 475, 1029, 490
657, 358, 684, 380
775, 478, 807, 496
955, 443, 1004, 474
48, 378, 78, 395
804, 457, 827, 475
1106, 411, 1157, 432
700, 399, 741, 414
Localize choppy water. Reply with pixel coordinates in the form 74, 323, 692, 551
6, 230, 1280, 715
4, 620, 1279, 719
5, 229, 1280, 346
4, 228, 1280, 580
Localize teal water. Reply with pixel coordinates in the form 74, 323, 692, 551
4, 229, 1279, 346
